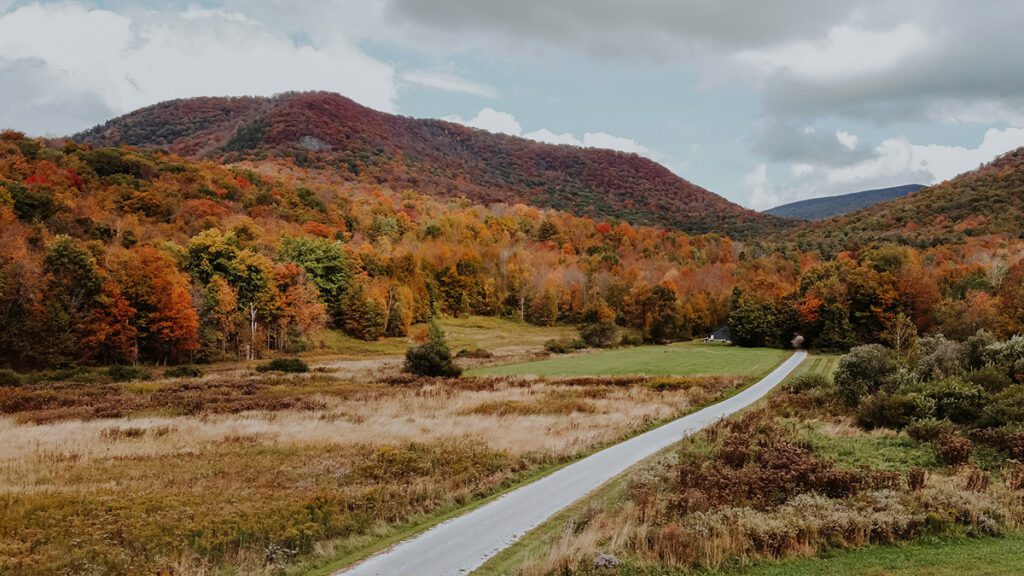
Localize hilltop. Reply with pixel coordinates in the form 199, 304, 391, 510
72, 92, 788, 237
764, 184, 925, 220
786, 148, 1024, 253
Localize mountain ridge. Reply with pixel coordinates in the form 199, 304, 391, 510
765, 184, 926, 220
72, 91, 790, 238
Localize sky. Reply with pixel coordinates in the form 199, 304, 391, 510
3, 1, 1024, 209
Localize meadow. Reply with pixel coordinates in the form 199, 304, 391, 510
0, 323, 781, 576
468, 342, 789, 379
478, 352, 1024, 576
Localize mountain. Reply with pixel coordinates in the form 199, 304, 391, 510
72, 92, 788, 238
787, 148, 1024, 253
764, 184, 925, 220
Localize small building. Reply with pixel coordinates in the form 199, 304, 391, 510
706, 326, 731, 343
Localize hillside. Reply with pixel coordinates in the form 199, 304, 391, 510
786, 148, 1024, 253
764, 184, 924, 220
72, 92, 788, 237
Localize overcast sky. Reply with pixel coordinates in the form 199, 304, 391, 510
3, 1, 1024, 209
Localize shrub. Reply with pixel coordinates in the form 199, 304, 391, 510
164, 365, 204, 379
545, 337, 585, 354
0, 368, 23, 387
455, 347, 494, 359
856, 393, 929, 430
920, 378, 986, 424
967, 365, 1012, 393
834, 344, 895, 406
784, 372, 830, 393
934, 434, 972, 466
106, 364, 151, 382
906, 418, 956, 442
980, 385, 1024, 427
579, 320, 621, 348
907, 467, 928, 491
916, 335, 965, 381
404, 319, 461, 377
256, 358, 309, 373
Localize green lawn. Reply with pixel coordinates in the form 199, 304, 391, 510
468, 342, 790, 379
786, 352, 842, 381
720, 535, 1024, 576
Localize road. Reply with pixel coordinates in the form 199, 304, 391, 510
337, 350, 807, 576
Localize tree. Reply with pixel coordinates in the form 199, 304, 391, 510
728, 289, 778, 348
279, 236, 353, 324
275, 263, 327, 352
404, 318, 461, 377
834, 344, 895, 406
882, 312, 920, 366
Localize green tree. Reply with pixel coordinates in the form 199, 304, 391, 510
404, 319, 461, 377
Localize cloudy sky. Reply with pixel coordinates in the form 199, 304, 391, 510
3, 1, 1024, 209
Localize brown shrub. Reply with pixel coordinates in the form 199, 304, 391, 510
934, 434, 973, 467
1003, 461, 1024, 491
960, 466, 991, 492
907, 467, 929, 491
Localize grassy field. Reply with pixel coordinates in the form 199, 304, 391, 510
474, 352, 1024, 576
468, 342, 789, 379
317, 316, 575, 358
0, 340, 759, 576
721, 535, 1024, 576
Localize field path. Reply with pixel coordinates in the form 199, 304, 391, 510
336, 350, 807, 576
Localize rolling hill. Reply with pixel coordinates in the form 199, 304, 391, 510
72, 92, 788, 238
786, 147, 1024, 253
765, 184, 925, 220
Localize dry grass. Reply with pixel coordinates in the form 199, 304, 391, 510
497, 372, 1024, 576
0, 371, 735, 576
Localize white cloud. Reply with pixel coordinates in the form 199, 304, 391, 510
737, 23, 929, 81
835, 130, 858, 150
581, 132, 650, 155
0, 2, 398, 135
745, 163, 778, 209
444, 107, 691, 173
523, 128, 582, 146
774, 127, 1024, 206
445, 107, 522, 135
400, 68, 498, 98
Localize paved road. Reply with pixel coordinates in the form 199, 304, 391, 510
337, 350, 807, 576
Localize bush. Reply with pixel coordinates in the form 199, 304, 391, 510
164, 365, 204, 379
920, 378, 986, 424
579, 320, 620, 348
981, 385, 1024, 427
906, 418, 956, 442
0, 368, 23, 387
916, 335, 965, 381
255, 358, 309, 373
455, 347, 494, 359
784, 373, 831, 393
967, 365, 1012, 393
934, 434, 973, 466
545, 337, 585, 354
834, 344, 895, 406
856, 393, 930, 430
106, 365, 151, 382
404, 319, 461, 377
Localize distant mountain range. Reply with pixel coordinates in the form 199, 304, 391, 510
764, 184, 926, 220
785, 148, 1024, 252
72, 92, 789, 238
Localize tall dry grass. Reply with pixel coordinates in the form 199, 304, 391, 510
0, 373, 731, 575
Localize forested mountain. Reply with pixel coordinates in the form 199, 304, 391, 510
785, 148, 1024, 254
0, 131, 804, 369
72, 92, 789, 238
3, 130, 1023, 370
765, 184, 924, 220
